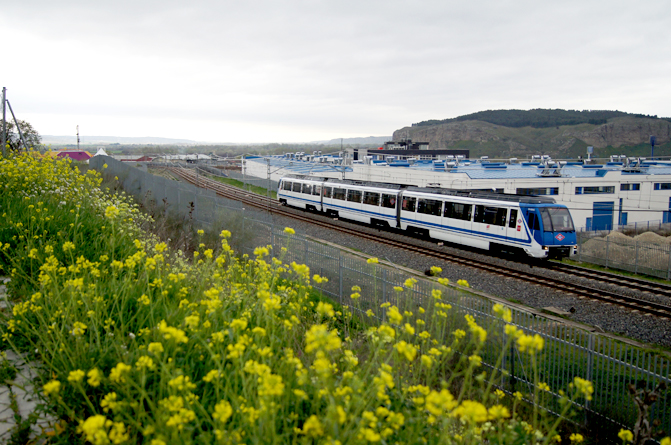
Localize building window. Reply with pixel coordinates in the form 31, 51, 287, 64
620, 183, 640, 191
654, 183, 671, 190
575, 186, 614, 195
517, 187, 559, 196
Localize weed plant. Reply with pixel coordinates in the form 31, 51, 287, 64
1, 152, 660, 444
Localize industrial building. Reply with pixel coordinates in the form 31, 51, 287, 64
243, 154, 671, 231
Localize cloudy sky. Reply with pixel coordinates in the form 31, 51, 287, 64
3, 0, 670, 143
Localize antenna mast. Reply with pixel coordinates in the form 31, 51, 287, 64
77, 125, 80, 150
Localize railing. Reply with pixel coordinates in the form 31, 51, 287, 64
91, 155, 671, 438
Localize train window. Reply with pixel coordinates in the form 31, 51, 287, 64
381, 194, 397, 209
347, 189, 363, 203
417, 199, 442, 216
292, 182, 302, 193
402, 197, 416, 212
282, 181, 292, 191
527, 213, 540, 231
540, 207, 574, 232
444, 202, 472, 221
474, 205, 504, 225
333, 188, 346, 200
323, 187, 332, 198
363, 191, 380, 206
302, 183, 312, 195
313, 185, 321, 196
509, 209, 518, 228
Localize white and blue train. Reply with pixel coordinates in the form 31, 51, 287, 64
277, 177, 578, 259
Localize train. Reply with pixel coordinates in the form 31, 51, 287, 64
277, 176, 578, 259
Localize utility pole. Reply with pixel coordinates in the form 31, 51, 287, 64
1, 87, 6, 157
77, 125, 80, 150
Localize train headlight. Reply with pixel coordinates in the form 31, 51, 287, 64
543, 246, 549, 250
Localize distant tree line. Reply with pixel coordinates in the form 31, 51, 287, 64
412, 109, 670, 129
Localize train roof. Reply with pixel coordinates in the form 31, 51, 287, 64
280, 176, 557, 203
404, 186, 558, 204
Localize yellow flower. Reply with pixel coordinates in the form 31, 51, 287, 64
305, 324, 341, 353
71, 321, 87, 337
284, 227, 295, 235
493, 303, 512, 323
404, 277, 417, 288
87, 368, 102, 387
569, 433, 584, 443
394, 341, 417, 362
136, 356, 156, 371
316, 302, 335, 318
659, 438, 671, 445
43, 380, 61, 396
517, 333, 544, 354
148, 342, 164, 355
299, 415, 323, 438
78, 415, 110, 445
487, 404, 510, 420
213, 400, 233, 423
457, 279, 470, 287
453, 400, 488, 423
110, 362, 132, 383
571, 377, 594, 401
367, 257, 379, 264
62, 241, 75, 252
68, 370, 86, 384
618, 429, 633, 443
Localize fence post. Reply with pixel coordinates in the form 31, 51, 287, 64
605, 237, 609, 268
667, 245, 671, 281
635, 242, 639, 275
304, 236, 309, 265
585, 334, 594, 424
338, 251, 343, 304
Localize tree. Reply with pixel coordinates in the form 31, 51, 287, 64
1, 119, 42, 153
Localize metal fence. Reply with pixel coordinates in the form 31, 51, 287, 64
91, 156, 671, 438
577, 232, 671, 279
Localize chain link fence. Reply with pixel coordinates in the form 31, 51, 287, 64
91, 156, 671, 438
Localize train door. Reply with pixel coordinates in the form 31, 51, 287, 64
524, 209, 544, 246
505, 208, 526, 244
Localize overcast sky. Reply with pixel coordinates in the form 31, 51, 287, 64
3, 0, 670, 143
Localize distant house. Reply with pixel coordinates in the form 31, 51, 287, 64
46, 150, 93, 162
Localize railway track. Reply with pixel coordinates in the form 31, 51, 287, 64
169, 167, 671, 319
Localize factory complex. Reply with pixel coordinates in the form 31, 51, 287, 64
243, 153, 671, 232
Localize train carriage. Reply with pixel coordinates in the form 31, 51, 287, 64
277, 177, 577, 259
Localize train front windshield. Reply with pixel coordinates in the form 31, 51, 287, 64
540, 207, 574, 232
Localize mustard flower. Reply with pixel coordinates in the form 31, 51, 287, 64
453, 400, 488, 423
213, 400, 233, 423
488, 404, 511, 420
457, 279, 470, 287
571, 377, 594, 401
79, 415, 110, 445
62, 241, 75, 252
148, 342, 164, 355
299, 415, 324, 438
87, 368, 102, 387
110, 362, 132, 383
517, 333, 544, 354
569, 433, 584, 443
394, 341, 417, 362
68, 369, 86, 384
71, 321, 87, 337
659, 438, 671, 445
284, 227, 295, 235
404, 277, 417, 288
316, 301, 335, 318
618, 429, 633, 443
367, 257, 379, 264
43, 379, 61, 396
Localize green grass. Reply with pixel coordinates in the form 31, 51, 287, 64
208, 175, 277, 199
557, 258, 671, 284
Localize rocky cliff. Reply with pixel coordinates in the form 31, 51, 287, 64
393, 117, 671, 159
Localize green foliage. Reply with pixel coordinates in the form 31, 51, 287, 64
412, 109, 664, 129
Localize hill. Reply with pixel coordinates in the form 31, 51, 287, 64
394, 110, 671, 159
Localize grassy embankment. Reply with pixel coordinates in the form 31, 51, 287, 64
0, 153, 610, 444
